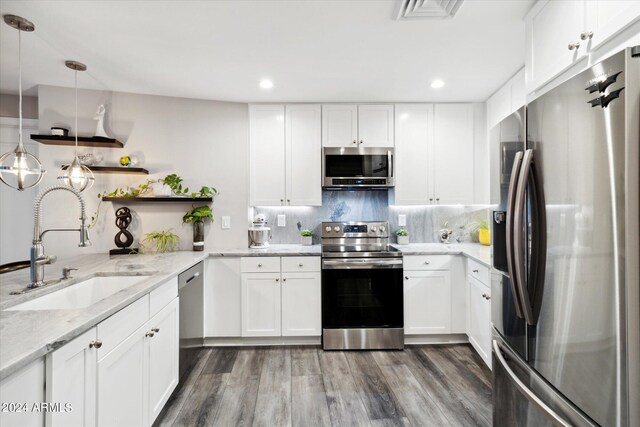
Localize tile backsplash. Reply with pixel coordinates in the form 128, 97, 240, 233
253, 191, 492, 245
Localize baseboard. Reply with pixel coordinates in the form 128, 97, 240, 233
203, 333, 469, 347
404, 333, 469, 345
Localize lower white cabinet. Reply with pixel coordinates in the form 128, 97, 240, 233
404, 270, 452, 335
240, 256, 321, 338
281, 272, 322, 336
46, 328, 97, 427
241, 273, 282, 337
468, 275, 492, 368
0, 358, 45, 427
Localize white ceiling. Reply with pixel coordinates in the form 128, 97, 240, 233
0, 0, 534, 103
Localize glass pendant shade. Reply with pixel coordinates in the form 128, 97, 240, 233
0, 14, 45, 191
57, 157, 94, 192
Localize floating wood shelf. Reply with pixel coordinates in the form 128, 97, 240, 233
62, 165, 149, 175
31, 134, 124, 148
102, 197, 213, 202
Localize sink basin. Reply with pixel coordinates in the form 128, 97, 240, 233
6, 276, 148, 311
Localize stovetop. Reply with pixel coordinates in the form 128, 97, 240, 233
320, 221, 401, 258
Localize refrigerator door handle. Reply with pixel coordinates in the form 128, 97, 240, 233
514, 149, 535, 325
506, 151, 525, 318
528, 148, 547, 323
493, 340, 572, 427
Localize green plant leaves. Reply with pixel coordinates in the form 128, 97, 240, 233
183, 205, 214, 223
141, 229, 179, 253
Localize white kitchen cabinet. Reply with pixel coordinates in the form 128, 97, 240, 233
0, 358, 45, 427
205, 258, 242, 337
285, 104, 322, 206
404, 270, 452, 335
46, 328, 97, 427
96, 322, 149, 427
587, 1, 640, 51
148, 298, 179, 424
249, 104, 321, 206
322, 104, 394, 147
526, 0, 587, 92
433, 104, 475, 204
249, 104, 286, 206
321, 104, 358, 147
281, 271, 321, 336
357, 104, 395, 147
468, 275, 492, 368
394, 104, 433, 205
241, 272, 282, 337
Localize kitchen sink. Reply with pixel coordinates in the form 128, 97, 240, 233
6, 275, 150, 311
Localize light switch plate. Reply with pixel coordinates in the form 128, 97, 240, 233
221, 216, 231, 229
398, 214, 407, 227
277, 214, 286, 227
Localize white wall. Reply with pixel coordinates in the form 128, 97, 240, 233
11, 85, 250, 260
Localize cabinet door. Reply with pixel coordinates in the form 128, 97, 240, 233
404, 270, 451, 335
394, 104, 433, 204
285, 104, 322, 206
241, 273, 282, 337
249, 104, 286, 206
148, 298, 179, 424
433, 104, 474, 204
0, 358, 45, 427
46, 328, 97, 427
205, 258, 242, 337
526, 0, 586, 91
321, 104, 358, 147
358, 104, 394, 147
281, 271, 321, 336
468, 276, 491, 368
588, 1, 640, 50
96, 323, 149, 427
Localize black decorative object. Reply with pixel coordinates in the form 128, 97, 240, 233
193, 220, 204, 251
110, 207, 139, 255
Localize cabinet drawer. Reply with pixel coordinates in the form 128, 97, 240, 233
403, 255, 451, 271
97, 295, 149, 360
281, 256, 320, 273
467, 258, 490, 285
150, 277, 178, 317
241, 257, 281, 273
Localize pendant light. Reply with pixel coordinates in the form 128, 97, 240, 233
0, 15, 45, 191
58, 60, 94, 192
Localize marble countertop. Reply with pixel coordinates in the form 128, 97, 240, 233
390, 243, 492, 266
210, 244, 321, 257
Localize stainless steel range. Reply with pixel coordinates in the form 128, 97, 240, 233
321, 221, 404, 350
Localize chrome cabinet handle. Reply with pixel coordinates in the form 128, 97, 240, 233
282, 278, 286, 282
151, 327, 160, 333
275, 278, 279, 282
280, 199, 284, 204
298, 263, 303, 267
287, 199, 290, 204
89, 340, 102, 349
435, 198, 440, 203
485, 295, 491, 300
359, 140, 363, 144
258, 263, 262, 267
429, 198, 433, 203
405, 276, 409, 280
472, 269, 479, 273
424, 261, 430, 264
580, 31, 593, 40
568, 42, 580, 50
145, 331, 155, 337
352, 140, 357, 144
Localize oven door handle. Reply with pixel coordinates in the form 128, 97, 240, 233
322, 258, 403, 269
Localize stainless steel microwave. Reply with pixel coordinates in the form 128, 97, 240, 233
322, 147, 395, 189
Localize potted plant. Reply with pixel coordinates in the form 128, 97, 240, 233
183, 205, 213, 251
300, 229, 313, 246
396, 228, 409, 245
141, 229, 179, 253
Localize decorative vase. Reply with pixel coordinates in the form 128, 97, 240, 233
193, 220, 205, 251
397, 235, 409, 245
301, 235, 312, 246
479, 228, 491, 246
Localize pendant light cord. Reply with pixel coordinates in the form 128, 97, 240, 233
74, 69, 78, 159
18, 27, 22, 148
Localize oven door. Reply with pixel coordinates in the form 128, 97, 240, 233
321, 258, 403, 329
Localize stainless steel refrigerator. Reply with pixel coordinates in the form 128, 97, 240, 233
491, 46, 640, 427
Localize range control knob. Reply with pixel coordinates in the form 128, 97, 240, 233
370, 226, 377, 232
325, 226, 332, 232
379, 225, 386, 232
333, 226, 340, 232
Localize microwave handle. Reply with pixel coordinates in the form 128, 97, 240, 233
388, 150, 393, 178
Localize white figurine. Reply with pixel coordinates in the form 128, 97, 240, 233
93, 104, 110, 138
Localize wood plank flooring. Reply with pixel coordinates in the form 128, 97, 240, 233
155, 344, 492, 427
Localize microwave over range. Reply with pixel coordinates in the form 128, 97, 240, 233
322, 147, 395, 189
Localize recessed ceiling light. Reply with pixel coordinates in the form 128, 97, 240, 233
259, 79, 274, 89
430, 79, 445, 89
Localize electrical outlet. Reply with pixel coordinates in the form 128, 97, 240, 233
277, 214, 286, 227
398, 214, 407, 227
221, 216, 231, 229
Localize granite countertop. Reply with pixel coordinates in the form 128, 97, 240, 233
390, 242, 492, 266
210, 244, 321, 257
0, 251, 208, 381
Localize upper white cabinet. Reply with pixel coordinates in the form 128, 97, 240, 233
525, 0, 640, 93
322, 104, 394, 147
487, 68, 525, 130
249, 104, 321, 206
286, 104, 322, 206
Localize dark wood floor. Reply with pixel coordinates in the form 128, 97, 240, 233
156, 344, 492, 427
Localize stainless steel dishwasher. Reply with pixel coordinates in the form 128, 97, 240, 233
178, 261, 204, 381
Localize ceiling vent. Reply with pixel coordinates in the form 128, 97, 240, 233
395, 0, 465, 20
